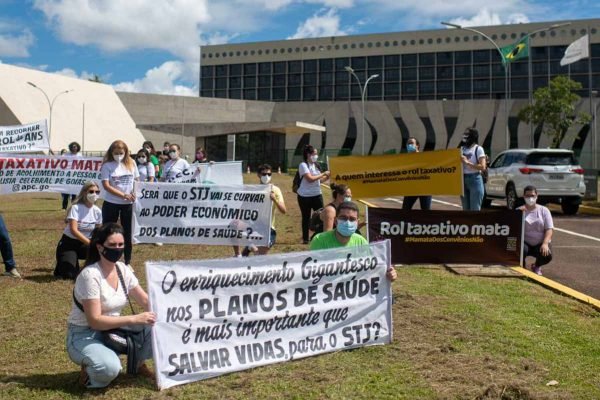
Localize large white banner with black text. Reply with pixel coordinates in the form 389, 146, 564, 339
0, 154, 102, 195
146, 240, 393, 390
0, 120, 49, 153
164, 161, 243, 185
133, 181, 272, 246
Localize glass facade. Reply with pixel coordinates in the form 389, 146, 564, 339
200, 44, 600, 101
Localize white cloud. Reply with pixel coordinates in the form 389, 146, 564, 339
448, 8, 530, 27
0, 28, 34, 57
113, 61, 196, 96
289, 8, 349, 39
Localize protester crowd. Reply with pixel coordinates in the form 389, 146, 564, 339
0, 134, 553, 389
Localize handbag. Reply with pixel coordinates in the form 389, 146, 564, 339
72, 263, 150, 375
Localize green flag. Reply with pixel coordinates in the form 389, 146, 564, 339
500, 35, 529, 64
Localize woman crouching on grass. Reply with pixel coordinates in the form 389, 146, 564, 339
66, 223, 155, 388
54, 181, 102, 280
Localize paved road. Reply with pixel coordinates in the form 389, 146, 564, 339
363, 195, 600, 300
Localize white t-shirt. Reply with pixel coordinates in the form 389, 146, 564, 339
162, 158, 191, 182
64, 203, 103, 239
137, 162, 156, 182
461, 145, 486, 175
68, 262, 140, 327
100, 161, 139, 204
297, 162, 322, 197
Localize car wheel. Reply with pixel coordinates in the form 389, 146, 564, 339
561, 202, 579, 215
482, 196, 492, 208
506, 185, 518, 210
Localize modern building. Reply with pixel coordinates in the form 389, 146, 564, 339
195, 18, 600, 170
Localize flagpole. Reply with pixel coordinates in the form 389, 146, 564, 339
528, 34, 534, 147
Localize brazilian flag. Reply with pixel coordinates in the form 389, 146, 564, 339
500, 35, 529, 64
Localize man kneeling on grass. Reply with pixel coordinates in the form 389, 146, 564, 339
310, 201, 397, 282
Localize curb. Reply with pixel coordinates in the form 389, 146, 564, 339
547, 204, 600, 216
511, 267, 600, 311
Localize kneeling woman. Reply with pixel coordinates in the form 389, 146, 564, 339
66, 223, 155, 388
54, 182, 103, 279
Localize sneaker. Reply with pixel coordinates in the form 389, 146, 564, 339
3, 268, 21, 279
241, 247, 250, 257
154, 242, 163, 247
532, 266, 543, 276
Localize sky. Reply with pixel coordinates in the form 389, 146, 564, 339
0, 0, 598, 96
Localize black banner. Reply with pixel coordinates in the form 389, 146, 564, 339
367, 208, 523, 265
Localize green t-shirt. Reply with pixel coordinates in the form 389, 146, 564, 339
309, 230, 368, 250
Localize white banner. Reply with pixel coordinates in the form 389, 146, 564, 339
0, 120, 49, 153
146, 240, 393, 390
133, 181, 272, 246
0, 154, 102, 195
166, 161, 243, 185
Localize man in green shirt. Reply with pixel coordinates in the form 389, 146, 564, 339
310, 201, 397, 281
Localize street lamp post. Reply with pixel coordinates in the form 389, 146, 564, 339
592, 90, 598, 169
345, 66, 379, 156
442, 22, 510, 150
27, 82, 73, 151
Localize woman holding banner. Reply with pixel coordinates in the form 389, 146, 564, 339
402, 137, 432, 210
100, 140, 139, 268
460, 128, 487, 211
297, 145, 330, 244
160, 143, 191, 182
54, 182, 103, 280
61, 142, 81, 210
66, 223, 154, 388
519, 185, 554, 276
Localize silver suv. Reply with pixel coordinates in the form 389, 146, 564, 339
484, 149, 586, 215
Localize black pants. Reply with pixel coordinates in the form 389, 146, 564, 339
102, 201, 133, 264
61, 194, 75, 210
297, 194, 323, 242
523, 242, 553, 267
402, 196, 432, 210
54, 235, 88, 279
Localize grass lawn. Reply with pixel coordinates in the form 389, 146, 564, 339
0, 173, 598, 399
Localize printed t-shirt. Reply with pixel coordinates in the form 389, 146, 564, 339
64, 204, 103, 239
100, 161, 139, 204
461, 145, 485, 175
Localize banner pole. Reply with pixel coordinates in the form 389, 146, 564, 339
365, 205, 369, 242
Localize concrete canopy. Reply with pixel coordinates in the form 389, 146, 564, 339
0, 63, 145, 153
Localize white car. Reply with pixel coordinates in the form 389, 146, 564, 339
484, 149, 586, 215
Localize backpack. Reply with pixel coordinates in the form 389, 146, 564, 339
309, 207, 324, 233
292, 170, 302, 193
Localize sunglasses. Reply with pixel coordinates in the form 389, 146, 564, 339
88, 190, 100, 194
261, 172, 272, 176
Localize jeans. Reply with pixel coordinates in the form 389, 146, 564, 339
461, 174, 484, 211
402, 196, 432, 210
297, 194, 324, 242
101, 202, 133, 264
523, 242, 553, 267
55, 235, 88, 279
0, 214, 16, 272
66, 324, 153, 388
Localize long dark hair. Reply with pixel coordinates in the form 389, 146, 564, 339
85, 223, 124, 267
143, 140, 156, 155
302, 145, 316, 163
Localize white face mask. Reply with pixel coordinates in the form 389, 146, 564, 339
113, 154, 125, 163
138, 157, 147, 164
87, 193, 99, 203
168, 151, 178, 160
310, 154, 318, 163
260, 175, 271, 184
525, 196, 537, 206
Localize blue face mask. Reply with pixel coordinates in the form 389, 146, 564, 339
336, 219, 357, 237
407, 144, 417, 153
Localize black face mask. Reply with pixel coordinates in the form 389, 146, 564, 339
101, 246, 124, 263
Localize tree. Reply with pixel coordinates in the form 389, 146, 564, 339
518, 75, 591, 148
